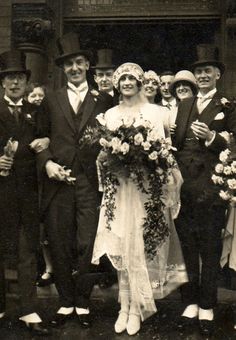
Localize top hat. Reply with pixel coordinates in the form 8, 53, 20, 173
91, 49, 115, 69
169, 70, 198, 96
0, 49, 31, 79
55, 32, 91, 66
191, 44, 225, 75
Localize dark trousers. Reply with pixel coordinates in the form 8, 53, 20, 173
0, 228, 38, 316
45, 172, 100, 309
176, 198, 226, 310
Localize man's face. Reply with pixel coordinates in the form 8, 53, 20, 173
2, 73, 27, 101
142, 78, 158, 99
194, 65, 220, 92
119, 74, 139, 97
159, 75, 174, 100
63, 55, 89, 86
94, 68, 114, 93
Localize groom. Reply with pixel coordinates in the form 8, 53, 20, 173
173, 48, 236, 336
39, 32, 113, 328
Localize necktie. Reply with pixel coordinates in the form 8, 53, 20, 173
7, 104, 22, 123
68, 83, 88, 113
197, 96, 213, 114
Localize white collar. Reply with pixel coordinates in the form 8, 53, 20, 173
67, 81, 88, 93
4, 95, 23, 106
197, 88, 217, 99
162, 97, 177, 107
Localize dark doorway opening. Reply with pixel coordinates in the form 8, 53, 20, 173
65, 19, 220, 73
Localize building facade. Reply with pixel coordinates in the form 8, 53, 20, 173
1, 0, 236, 95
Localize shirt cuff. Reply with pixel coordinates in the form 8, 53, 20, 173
205, 130, 216, 147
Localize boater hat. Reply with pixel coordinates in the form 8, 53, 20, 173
191, 45, 225, 75
91, 49, 115, 69
0, 49, 31, 79
55, 32, 91, 66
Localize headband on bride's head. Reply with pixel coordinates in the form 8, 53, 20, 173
113, 62, 144, 89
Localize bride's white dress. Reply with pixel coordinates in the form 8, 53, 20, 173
92, 103, 188, 320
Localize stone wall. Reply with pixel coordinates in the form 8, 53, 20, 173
0, 0, 12, 53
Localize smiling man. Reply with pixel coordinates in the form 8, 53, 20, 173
173, 49, 236, 336
0, 49, 50, 336
38, 32, 113, 329
92, 49, 119, 106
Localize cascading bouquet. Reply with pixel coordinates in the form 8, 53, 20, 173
80, 113, 178, 259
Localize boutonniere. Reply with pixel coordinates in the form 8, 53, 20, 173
90, 89, 99, 102
24, 111, 36, 125
215, 97, 236, 111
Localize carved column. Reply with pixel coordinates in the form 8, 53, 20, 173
12, 2, 54, 84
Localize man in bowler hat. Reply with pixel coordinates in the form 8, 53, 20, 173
174, 47, 236, 336
0, 49, 50, 336
92, 49, 119, 106
39, 32, 113, 328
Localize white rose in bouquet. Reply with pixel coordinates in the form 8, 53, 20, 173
219, 149, 230, 163
111, 137, 122, 153
223, 166, 232, 175
148, 151, 158, 160
134, 133, 144, 145
215, 163, 224, 173
227, 178, 236, 190
219, 190, 231, 200
120, 142, 130, 155
142, 141, 151, 151
231, 161, 236, 173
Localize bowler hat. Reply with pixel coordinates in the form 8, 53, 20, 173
91, 49, 115, 69
191, 45, 225, 75
55, 32, 91, 66
0, 49, 31, 79
169, 70, 198, 96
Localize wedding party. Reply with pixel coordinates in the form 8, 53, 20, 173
0, 1, 236, 339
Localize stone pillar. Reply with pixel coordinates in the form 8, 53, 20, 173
12, 2, 54, 85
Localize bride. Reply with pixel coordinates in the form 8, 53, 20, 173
92, 63, 187, 335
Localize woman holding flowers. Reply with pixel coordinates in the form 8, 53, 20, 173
90, 63, 187, 335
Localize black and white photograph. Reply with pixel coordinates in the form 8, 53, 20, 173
0, 1, 236, 339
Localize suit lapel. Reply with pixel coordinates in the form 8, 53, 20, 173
175, 97, 196, 146
198, 92, 222, 126
56, 87, 76, 132
78, 91, 96, 134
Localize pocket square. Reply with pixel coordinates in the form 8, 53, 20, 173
214, 112, 225, 120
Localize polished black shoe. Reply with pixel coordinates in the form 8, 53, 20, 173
50, 313, 73, 327
176, 316, 197, 331
199, 319, 215, 337
21, 321, 51, 336
77, 314, 91, 328
36, 272, 54, 287
99, 275, 117, 289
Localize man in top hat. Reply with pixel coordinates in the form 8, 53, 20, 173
173, 47, 236, 336
0, 49, 50, 336
38, 32, 113, 328
92, 49, 119, 106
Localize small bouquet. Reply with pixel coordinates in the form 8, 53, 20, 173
81, 113, 178, 259
0, 138, 18, 177
212, 134, 236, 203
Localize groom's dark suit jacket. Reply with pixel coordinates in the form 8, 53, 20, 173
173, 91, 236, 204
39, 86, 113, 215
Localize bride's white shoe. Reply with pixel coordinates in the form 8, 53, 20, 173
126, 313, 141, 336
114, 311, 129, 334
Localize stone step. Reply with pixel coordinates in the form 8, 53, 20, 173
5, 269, 236, 303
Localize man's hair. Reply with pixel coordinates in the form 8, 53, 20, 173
159, 71, 175, 81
